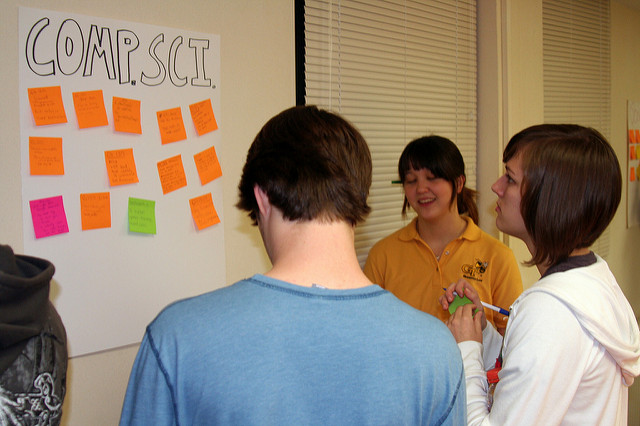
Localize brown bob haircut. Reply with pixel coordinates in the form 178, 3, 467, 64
503, 124, 622, 267
236, 105, 372, 226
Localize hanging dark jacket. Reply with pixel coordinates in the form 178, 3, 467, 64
0, 244, 67, 426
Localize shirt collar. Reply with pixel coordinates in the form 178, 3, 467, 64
542, 251, 597, 278
399, 215, 480, 243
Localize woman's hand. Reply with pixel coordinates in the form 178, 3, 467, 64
440, 279, 486, 343
446, 302, 483, 343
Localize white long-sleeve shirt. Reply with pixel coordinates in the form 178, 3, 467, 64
459, 254, 640, 425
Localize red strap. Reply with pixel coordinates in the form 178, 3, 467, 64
487, 358, 502, 384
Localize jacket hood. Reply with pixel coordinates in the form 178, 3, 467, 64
526, 256, 640, 386
0, 244, 55, 372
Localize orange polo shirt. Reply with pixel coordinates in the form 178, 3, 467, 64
364, 216, 523, 329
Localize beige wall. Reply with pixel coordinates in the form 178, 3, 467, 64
2, 0, 638, 424
1, 1, 291, 424
487, 0, 640, 306
610, 1, 640, 310
610, 3, 640, 423
477, 0, 544, 288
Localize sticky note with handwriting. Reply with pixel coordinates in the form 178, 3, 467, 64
28, 86, 67, 126
73, 89, 108, 129
157, 107, 187, 144
113, 97, 142, 134
189, 193, 220, 230
29, 195, 69, 239
193, 145, 222, 185
80, 192, 111, 230
104, 148, 139, 186
157, 154, 187, 194
189, 99, 218, 136
128, 197, 156, 234
29, 136, 64, 175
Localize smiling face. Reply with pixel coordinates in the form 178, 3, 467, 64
491, 153, 529, 243
403, 167, 459, 223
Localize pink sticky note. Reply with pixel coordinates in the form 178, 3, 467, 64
29, 195, 70, 239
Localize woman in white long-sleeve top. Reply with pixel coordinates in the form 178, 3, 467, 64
441, 124, 640, 425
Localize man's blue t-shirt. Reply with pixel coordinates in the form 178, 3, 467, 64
120, 274, 466, 425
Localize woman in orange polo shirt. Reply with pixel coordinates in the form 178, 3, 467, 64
364, 135, 522, 334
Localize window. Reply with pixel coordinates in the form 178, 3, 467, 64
297, 0, 477, 264
542, 0, 611, 257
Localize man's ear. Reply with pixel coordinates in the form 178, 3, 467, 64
253, 185, 271, 218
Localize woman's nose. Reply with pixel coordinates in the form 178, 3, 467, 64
491, 177, 504, 195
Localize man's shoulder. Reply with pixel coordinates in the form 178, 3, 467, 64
393, 309, 464, 377
148, 278, 256, 330
381, 296, 459, 346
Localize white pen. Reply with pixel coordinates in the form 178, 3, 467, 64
445, 289, 510, 316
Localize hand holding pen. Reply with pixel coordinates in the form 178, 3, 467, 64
440, 279, 487, 343
441, 288, 510, 317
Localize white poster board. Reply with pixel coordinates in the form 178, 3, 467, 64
627, 101, 640, 228
18, 7, 225, 356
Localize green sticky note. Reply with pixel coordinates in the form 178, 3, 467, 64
448, 294, 473, 315
128, 197, 156, 234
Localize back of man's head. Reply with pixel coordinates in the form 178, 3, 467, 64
237, 105, 372, 226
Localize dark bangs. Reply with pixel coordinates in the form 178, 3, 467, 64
398, 136, 465, 183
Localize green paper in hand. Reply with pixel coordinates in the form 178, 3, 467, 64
448, 294, 473, 315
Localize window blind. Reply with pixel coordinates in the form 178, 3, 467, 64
542, 0, 611, 257
299, 0, 477, 265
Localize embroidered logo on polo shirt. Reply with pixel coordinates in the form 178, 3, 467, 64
461, 259, 488, 282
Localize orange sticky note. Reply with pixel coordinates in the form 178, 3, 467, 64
193, 146, 222, 185
189, 193, 220, 230
27, 86, 67, 126
157, 155, 187, 194
157, 107, 187, 144
80, 192, 111, 230
631, 145, 637, 160
113, 97, 142, 134
29, 137, 64, 175
636, 130, 640, 144
73, 90, 108, 129
104, 148, 139, 186
630, 129, 637, 143
631, 166, 636, 182
189, 99, 218, 136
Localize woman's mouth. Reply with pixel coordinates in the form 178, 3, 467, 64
418, 197, 435, 205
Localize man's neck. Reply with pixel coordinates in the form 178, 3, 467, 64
264, 219, 371, 290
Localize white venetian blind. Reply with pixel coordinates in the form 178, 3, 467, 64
300, 0, 477, 265
542, 0, 611, 257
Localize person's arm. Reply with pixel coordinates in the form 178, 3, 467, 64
481, 323, 503, 370
462, 292, 589, 425
119, 331, 177, 426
